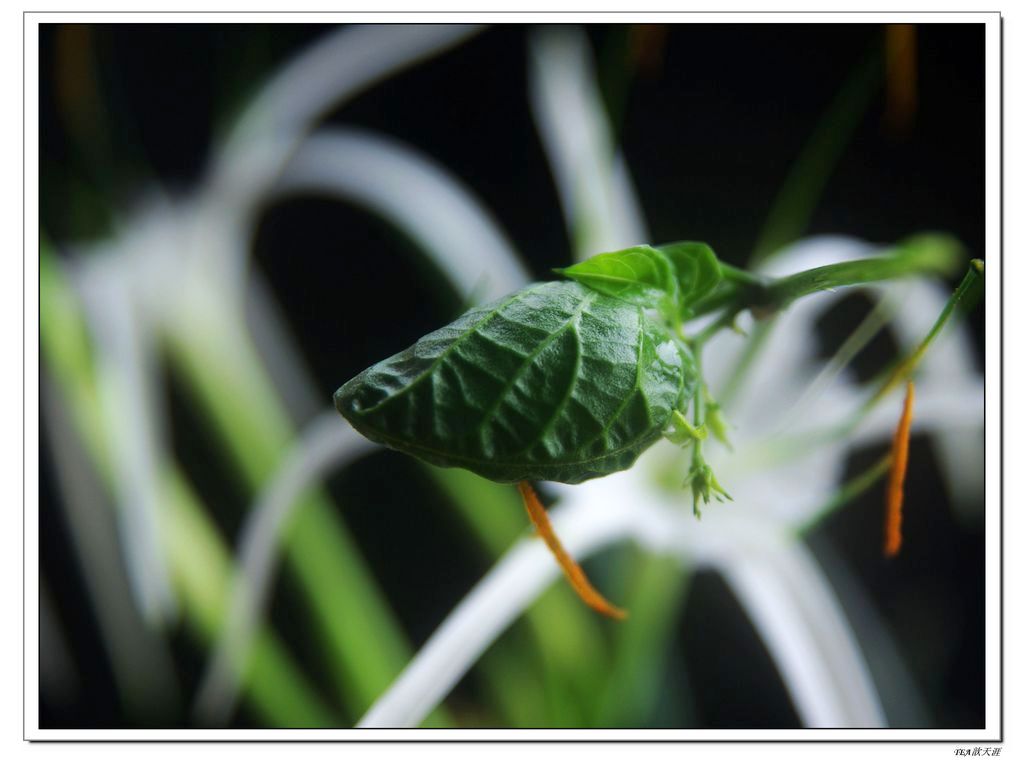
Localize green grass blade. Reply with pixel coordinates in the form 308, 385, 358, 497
594, 551, 694, 726
426, 467, 610, 723
41, 242, 337, 726
751, 46, 883, 265
165, 313, 451, 725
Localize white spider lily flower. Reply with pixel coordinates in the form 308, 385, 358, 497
357, 234, 983, 729
357, 28, 982, 729
709, 236, 983, 525
359, 447, 886, 728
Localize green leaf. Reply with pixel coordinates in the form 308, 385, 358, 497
656, 241, 723, 312
335, 281, 695, 484
555, 245, 678, 312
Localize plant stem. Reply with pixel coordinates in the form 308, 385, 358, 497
166, 313, 449, 724
718, 318, 775, 408
694, 305, 742, 346
793, 454, 893, 536
719, 262, 769, 288
593, 552, 694, 726
866, 258, 984, 405
687, 348, 708, 516
688, 281, 741, 318
40, 246, 338, 726
692, 234, 962, 326
731, 259, 984, 474
759, 237, 962, 311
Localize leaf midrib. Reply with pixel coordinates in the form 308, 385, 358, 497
474, 289, 598, 435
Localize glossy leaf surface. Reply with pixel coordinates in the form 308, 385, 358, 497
335, 281, 695, 484
554, 245, 677, 311
658, 241, 723, 313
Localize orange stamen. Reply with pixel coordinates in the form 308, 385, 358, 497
517, 481, 627, 620
884, 24, 918, 136
884, 381, 915, 557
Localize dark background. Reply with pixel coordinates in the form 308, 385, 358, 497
39, 23, 987, 729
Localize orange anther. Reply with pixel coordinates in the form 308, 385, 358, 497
517, 481, 627, 620
884, 381, 915, 557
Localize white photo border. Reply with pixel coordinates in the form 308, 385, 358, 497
22, 9, 1003, 743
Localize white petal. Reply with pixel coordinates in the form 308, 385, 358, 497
528, 27, 647, 259
720, 537, 886, 727
274, 128, 530, 301
75, 253, 177, 625
194, 411, 378, 724
360, 465, 883, 729
220, 25, 482, 169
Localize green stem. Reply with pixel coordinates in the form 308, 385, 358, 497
866, 258, 984, 405
690, 354, 706, 456
732, 259, 984, 474
594, 552, 694, 726
688, 281, 741, 318
691, 235, 961, 325
166, 314, 449, 724
719, 262, 769, 288
687, 349, 707, 516
759, 237, 961, 311
41, 244, 338, 726
718, 318, 775, 408
793, 453, 892, 536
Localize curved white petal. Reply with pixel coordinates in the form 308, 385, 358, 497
244, 269, 324, 423
884, 279, 984, 513
75, 252, 177, 625
193, 25, 483, 295
357, 496, 635, 728
705, 236, 983, 517
360, 463, 883, 729
219, 25, 482, 171
193, 411, 378, 724
528, 26, 647, 260
273, 128, 530, 301
721, 537, 885, 727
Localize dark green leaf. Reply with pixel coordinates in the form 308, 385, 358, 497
335, 281, 695, 484
555, 245, 677, 312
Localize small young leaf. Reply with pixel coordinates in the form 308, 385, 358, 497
656, 241, 723, 311
664, 410, 707, 445
555, 245, 678, 312
335, 281, 695, 484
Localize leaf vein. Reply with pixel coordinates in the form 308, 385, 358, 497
474, 290, 598, 437
359, 284, 544, 416
510, 310, 584, 456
